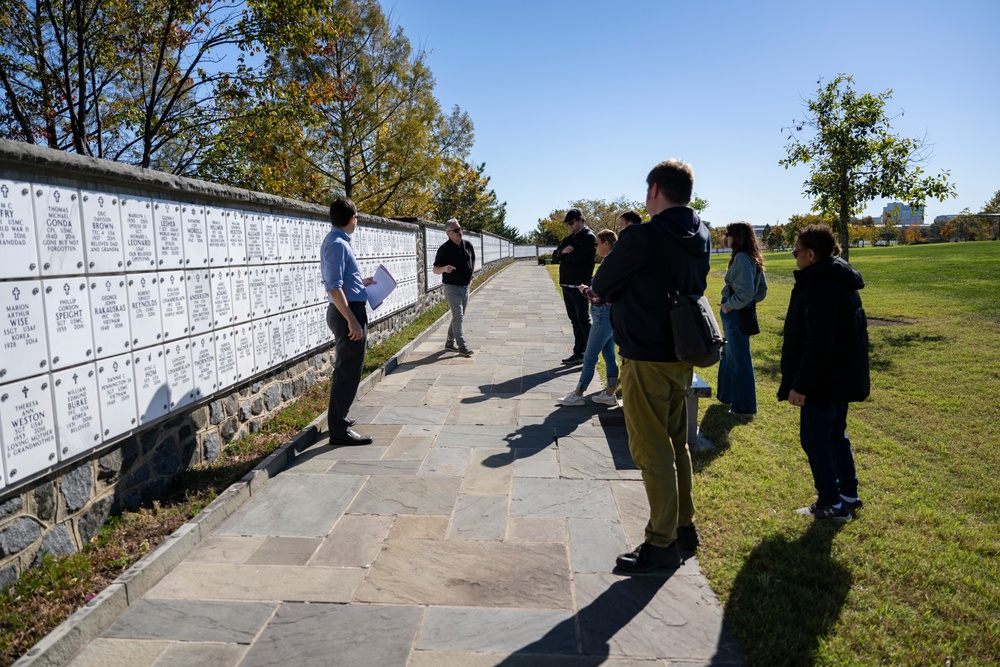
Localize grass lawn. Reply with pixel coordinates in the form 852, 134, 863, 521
551, 242, 1000, 665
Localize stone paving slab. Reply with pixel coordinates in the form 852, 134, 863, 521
39, 263, 743, 667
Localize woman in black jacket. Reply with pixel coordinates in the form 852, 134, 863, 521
779, 225, 870, 521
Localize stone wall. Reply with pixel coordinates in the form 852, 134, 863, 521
0, 139, 511, 588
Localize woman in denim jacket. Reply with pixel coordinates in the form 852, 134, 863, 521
718, 222, 767, 421
558, 229, 620, 406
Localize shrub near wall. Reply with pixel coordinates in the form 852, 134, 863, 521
0, 139, 512, 589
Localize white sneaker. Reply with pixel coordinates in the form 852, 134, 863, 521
591, 392, 618, 406
557, 392, 585, 406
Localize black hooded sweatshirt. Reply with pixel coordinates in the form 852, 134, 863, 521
590, 206, 710, 362
778, 256, 871, 404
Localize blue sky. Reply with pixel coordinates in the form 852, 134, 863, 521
382, 0, 999, 235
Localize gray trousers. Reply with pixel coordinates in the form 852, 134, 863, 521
444, 283, 470, 349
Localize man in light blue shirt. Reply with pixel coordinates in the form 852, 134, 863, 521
322, 198, 376, 445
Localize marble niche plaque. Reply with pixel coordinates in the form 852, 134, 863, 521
301, 218, 314, 263
153, 200, 185, 269
227, 210, 247, 265
0, 375, 58, 483
89, 277, 131, 359
210, 268, 234, 327
291, 264, 306, 309
261, 214, 278, 263
1, 279, 49, 383
126, 273, 163, 349
42, 278, 94, 370
276, 216, 291, 262
230, 268, 251, 324
181, 204, 209, 267
205, 206, 229, 265
51, 364, 102, 460
279, 265, 295, 309
163, 341, 194, 410
289, 217, 304, 261
214, 328, 238, 391
304, 265, 319, 307
80, 190, 125, 274
33, 184, 85, 276
133, 345, 169, 425
190, 333, 217, 400
294, 310, 308, 356
306, 303, 323, 348
251, 321, 270, 372
265, 266, 282, 314
233, 324, 255, 382
185, 270, 214, 334
245, 213, 264, 264
158, 271, 189, 341
268, 315, 285, 364
120, 196, 156, 271
282, 312, 298, 358
96, 352, 136, 439
248, 267, 268, 319
0, 179, 41, 279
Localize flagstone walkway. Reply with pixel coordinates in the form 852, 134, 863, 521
64, 262, 744, 667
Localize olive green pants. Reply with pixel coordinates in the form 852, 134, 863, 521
620, 357, 696, 547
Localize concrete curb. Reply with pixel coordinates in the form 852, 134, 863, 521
12, 260, 515, 667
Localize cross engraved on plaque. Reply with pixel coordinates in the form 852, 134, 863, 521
215, 328, 238, 390
119, 197, 156, 271
181, 204, 209, 267
234, 325, 255, 381
164, 341, 194, 409
153, 200, 184, 268
186, 270, 214, 334
134, 345, 169, 424
252, 321, 270, 371
1, 280, 49, 382
127, 273, 163, 348
0, 375, 58, 482
42, 278, 94, 370
89, 277, 131, 359
190, 333, 217, 399
52, 364, 102, 460
0, 178, 42, 279
97, 352, 137, 439
206, 206, 229, 265
34, 185, 85, 275
158, 271, 188, 341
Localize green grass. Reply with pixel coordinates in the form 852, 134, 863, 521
552, 243, 1000, 665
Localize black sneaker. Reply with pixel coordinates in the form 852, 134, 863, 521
444, 342, 459, 351
614, 541, 682, 574
840, 496, 863, 514
457, 347, 474, 357
677, 524, 700, 552
562, 354, 584, 365
795, 502, 851, 522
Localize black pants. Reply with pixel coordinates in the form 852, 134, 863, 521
562, 286, 592, 356
327, 301, 368, 433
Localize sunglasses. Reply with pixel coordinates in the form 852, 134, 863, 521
449, 228, 463, 234
791, 248, 803, 257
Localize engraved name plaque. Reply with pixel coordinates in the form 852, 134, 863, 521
210, 269, 234, 327
249, 267, 268, 319
0, 178, 41, 279
163, 341, 194, 410
231, 268, 250, 324
304, 265, 319, 307
252, 321, 270, 372
80, 190, 125, 274
96, 352, 137, 439
42, 278, 94, 370
227, 210, 247, 265
34, 184, 85, 275
89, 277, 131, 359
206, 206, 229, 265
186, 270, 214, 334
153, 200, 185, 268
245, 213, 263, 264
268, 316, 285, 364
294, 310, 308, 356
282, 312, 297, 358
292, 264, 306, 308
234, 324, 255, 381
51, 364, 102, 460
181, 204, 209, 267
158, 271, 189, 341
276, 216, 291, 262
289, 218, 303, 261
265, 267, 282, 314
0, 375, 58, 483
261, 214, 278, 263
214, 328, 238, 391
133, 346, 169, 424
127, 273, 162, 349
1, 279, 49, 382
301, 218, 314, 263
190, 333, 217, 400
280, 266, 294, 309
120, 196, 156, 271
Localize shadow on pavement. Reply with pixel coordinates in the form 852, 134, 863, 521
723, 520, 851, 666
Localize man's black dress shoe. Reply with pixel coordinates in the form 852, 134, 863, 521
562, 354, 584, 365
328, 428, 373, 446
614, 541, 682, 574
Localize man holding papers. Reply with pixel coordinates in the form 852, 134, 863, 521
321, 198, 376, 445
433, 218, 476, 357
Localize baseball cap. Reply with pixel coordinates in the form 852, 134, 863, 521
563, 208, 583, 223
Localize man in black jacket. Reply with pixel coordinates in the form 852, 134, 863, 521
590, 160, 710, 573
553, 208, 596, 364
433, 218, 476, 357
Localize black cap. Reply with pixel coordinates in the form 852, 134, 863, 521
563, 208, 583, 223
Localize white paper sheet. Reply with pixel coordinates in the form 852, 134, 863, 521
366, 263, 397, 310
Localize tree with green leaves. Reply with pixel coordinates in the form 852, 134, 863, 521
780, 74, 956, 261
431, 160, 509, 237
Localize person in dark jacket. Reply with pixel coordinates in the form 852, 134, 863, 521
552, 208, 597, 364
780, 224, 870, 521
590, 159, 710, 573
433, 218, 476, 357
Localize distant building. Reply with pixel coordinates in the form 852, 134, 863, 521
883, 202, 925, 226
934, 214, 958, 225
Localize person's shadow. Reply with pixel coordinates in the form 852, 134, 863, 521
723, 520, 851, 666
